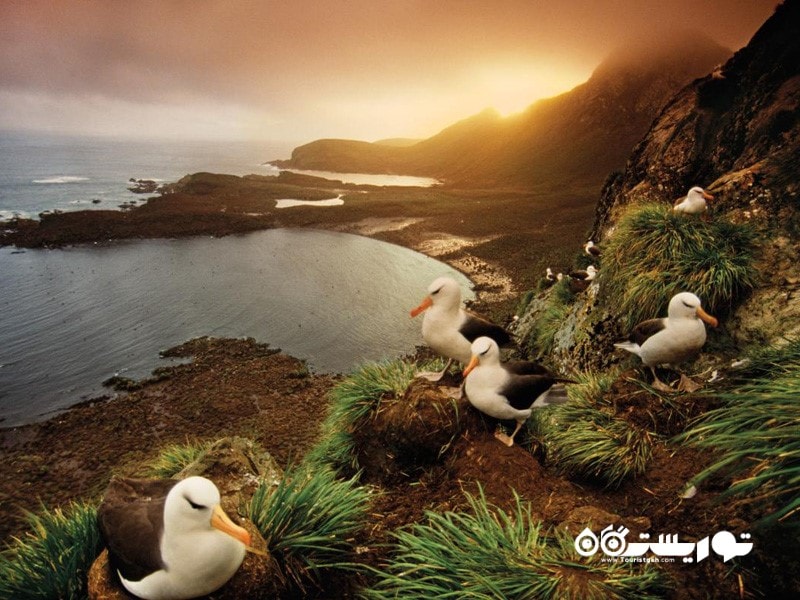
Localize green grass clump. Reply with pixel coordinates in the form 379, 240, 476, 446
531, 370, 655, 488
249, 465, 371, 589
304, 359, 426, 472
602, 203, 758, 328
0, 502, 102, 600
677, 342, 800, 526
144, 440, 211, 478
363, 488, 666, 599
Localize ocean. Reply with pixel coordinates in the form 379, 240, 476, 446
0, 132, 466, 427
0, 131, 293, 220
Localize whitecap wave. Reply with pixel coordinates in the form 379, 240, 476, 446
32, 176, 89, 184
0, 209, 32, 221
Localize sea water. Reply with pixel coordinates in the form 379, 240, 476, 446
0, 133, 469, 426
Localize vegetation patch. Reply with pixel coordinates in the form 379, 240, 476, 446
602, 203, 759, 328
249, 465, 371, 591
676, 340, 800, 527
0, 502, 101, 600
530, 370, 656, 488
363, 488, 666, 599
143, 439, 212, 478
525, 279, 577, 358
304, 359, 441, 473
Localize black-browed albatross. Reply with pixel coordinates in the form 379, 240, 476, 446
98, 476, 252, 600
614, 291, 718, 392
463, 336, 572, 446
410, 276, 512, 381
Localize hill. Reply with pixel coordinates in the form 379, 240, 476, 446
272, 31, 730, 191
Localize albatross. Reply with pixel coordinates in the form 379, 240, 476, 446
614, 292, 718, 392
410, 276, 512, 381
673, 186, 714, 216
463, 336, 572, 446
98, 476, 251, 600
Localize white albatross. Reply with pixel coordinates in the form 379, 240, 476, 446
673, 186, 714, 216
410, 276, 512, 381
463, 337, 572, 446
614, 292, 718, 392
98, 476, 251, 600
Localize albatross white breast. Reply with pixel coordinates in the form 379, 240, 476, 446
463, 337, 571, 446
614, 292, 718, 392
673, 186, 714, 215
98, 476, 250, 600
410, 276, 512, 380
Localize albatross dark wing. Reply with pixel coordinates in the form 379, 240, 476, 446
460, 310, 513, 346
503, 360, 551, 377
499, 374, 561, 411
630, 318, 666, 347
98, 478, 175, 582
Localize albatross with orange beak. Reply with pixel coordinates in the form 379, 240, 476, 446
98, 476, 252, 600
410, 276, 512, 381
673, 186, 714, 216
614, 292, 718, 392
463, 336, 572, 446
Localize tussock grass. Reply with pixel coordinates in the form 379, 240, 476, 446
249, 465, 371, 589
603, 203, 758, 328
677, 341, 800, 526
144, 440, 211, 478
363, 488, 666, 599
304, 359, 428, 472
0, 502, 102, 600
531, 370, 655, 488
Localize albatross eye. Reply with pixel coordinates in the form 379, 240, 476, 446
681, 300, 695, 309
185, 498, 206, 510
431, 286, 444, 295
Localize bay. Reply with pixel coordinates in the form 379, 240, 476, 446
0, 229, 471, 427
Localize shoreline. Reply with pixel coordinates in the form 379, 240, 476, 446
0, 171, 597, 540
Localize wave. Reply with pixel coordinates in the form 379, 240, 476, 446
0, 209, 33, 221
32, 176, 89, 184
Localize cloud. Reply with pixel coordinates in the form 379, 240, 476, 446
0, 0, 779, 141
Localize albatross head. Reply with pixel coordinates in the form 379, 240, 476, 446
410, 276, 462, 317
164, 476, 251, 547
668, 292, 718, 328
688, 186, 714, 202
463, 336, 501, 376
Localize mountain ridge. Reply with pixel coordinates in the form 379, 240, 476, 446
272, 31, 730, 191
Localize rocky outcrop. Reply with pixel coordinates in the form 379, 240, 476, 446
593, 0, 799, 237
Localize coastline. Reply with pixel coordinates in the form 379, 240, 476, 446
0, 171, 596, 540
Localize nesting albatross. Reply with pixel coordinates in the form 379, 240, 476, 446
614, 292, 718, 392
98, 476, 251, 600
673, 186, 714, 216
410, 276, 512, 381
463, 337, 572, 446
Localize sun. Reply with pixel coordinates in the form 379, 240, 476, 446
472, 61, 590, 116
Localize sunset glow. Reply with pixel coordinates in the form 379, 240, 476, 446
0, 0, 779, 144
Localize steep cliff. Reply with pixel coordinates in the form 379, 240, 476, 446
516, 1, 800, 373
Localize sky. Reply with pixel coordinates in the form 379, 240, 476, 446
0, 0, 779, 145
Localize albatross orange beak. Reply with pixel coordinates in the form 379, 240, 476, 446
463, 355, 480, 377
702, 191, 714, 201
696, 306, 718, 328
410, 296, 433, 318
211, 504, 252, 547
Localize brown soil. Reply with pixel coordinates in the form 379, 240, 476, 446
1, 174, 797, 598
